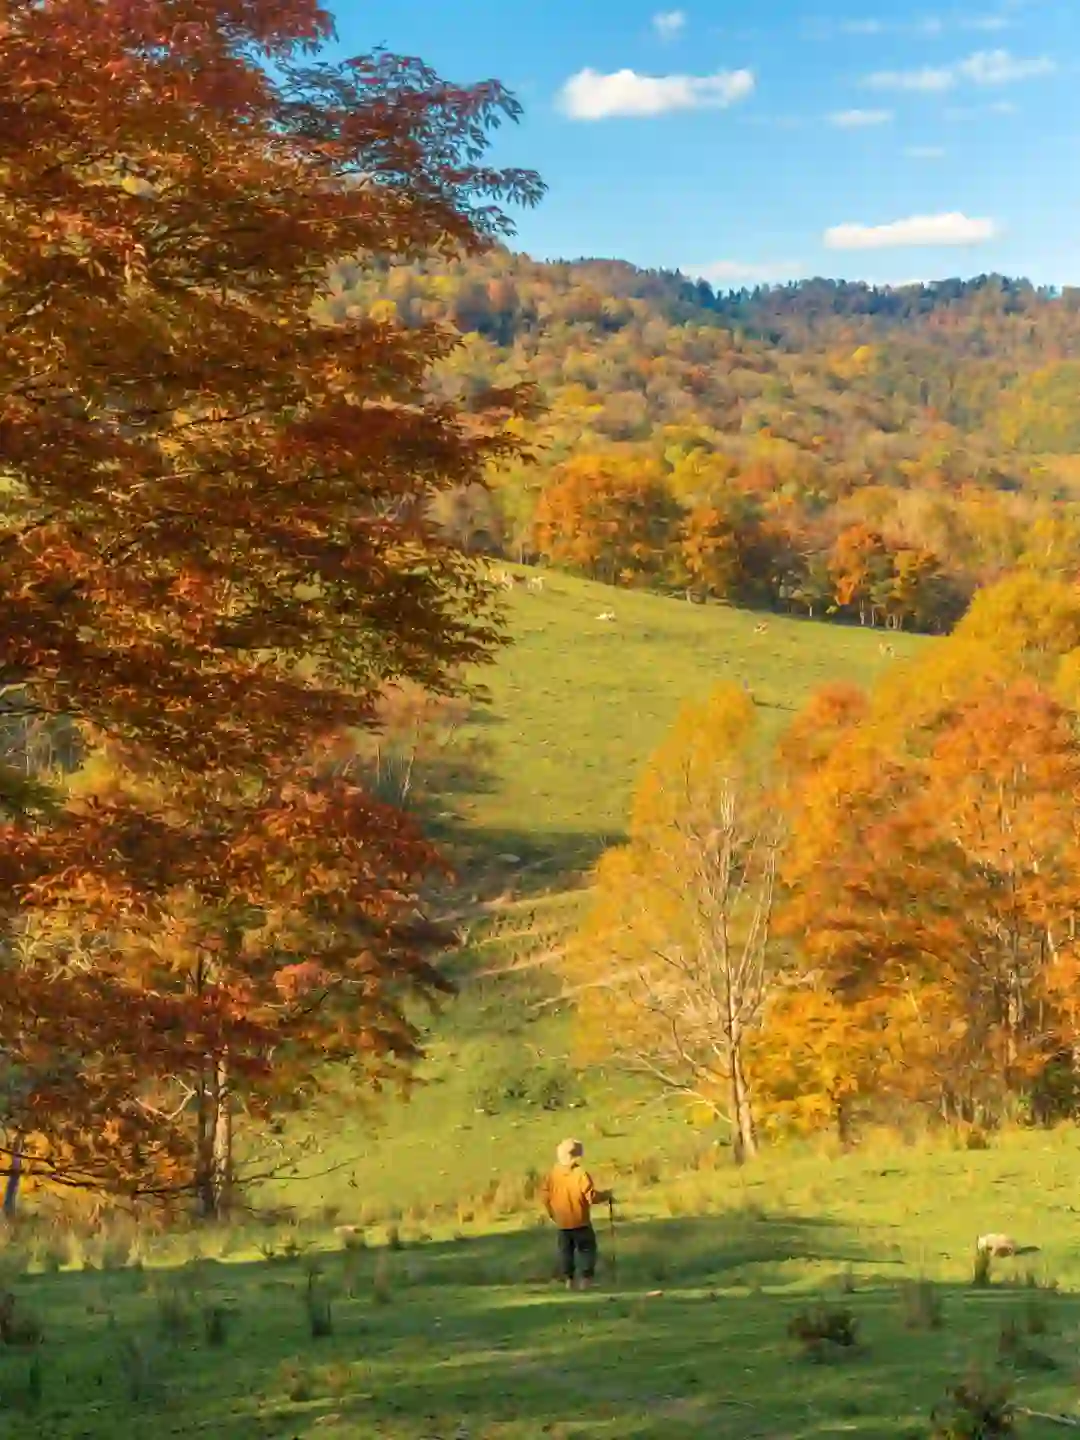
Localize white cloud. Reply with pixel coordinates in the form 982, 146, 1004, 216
904, 144, 947, 158
685, 259, 804, 285
865, 64, 955, 91
957, 48, 1054, 83
830, 108, 893, 126
823, 211, 998, 250
865, 48, 1055, 91
558, 65, 754, 119
652, 9, 686, 40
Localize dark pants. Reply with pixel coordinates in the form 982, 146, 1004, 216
557, 1224, 597, 1281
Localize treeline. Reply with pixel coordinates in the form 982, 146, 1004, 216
568, 572, 1080, 1154
320, 250, 1080, 632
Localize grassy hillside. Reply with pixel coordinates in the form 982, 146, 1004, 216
255, 576, 930, 1223
447, 568, 929, 880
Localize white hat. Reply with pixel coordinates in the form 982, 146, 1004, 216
556, 1138, 583, 1166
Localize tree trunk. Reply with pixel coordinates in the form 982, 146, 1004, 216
2, 1144, 22, 1219
195, 1053, 234, 1220
834, 1095, 854, 1149
729, 1046, 758, 1164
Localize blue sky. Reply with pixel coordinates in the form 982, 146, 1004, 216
329, 0, 1077, 288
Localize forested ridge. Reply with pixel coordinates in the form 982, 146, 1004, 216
323, 251, 1080, 631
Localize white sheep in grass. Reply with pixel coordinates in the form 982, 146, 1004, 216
596, 610, 616, 622
977, 1233, 1018, 1257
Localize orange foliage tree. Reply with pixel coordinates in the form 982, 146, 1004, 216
828, 524, 894, 626
781, 672, 1080, 1127
678, 504, 744, 601
0, 0, 542, 1209
532, 453, 678, 585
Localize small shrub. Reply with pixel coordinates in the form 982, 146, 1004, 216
930, 1371, 1014, 1438
0, 1291, 42, 1347
155, 1288, 193, 1340
202, 1303, 230, 1347
323, 1361, 355, 1397
280, 1359, 316, 1403
901, 1278, 945, 1331
26, 1352, 42, 1407
788, 1304, 859, 1361
118, 1335, 160, 1403
303, 1270, 333, 1339
998, 1316, 1058, 1371
473, 1062, 580, 1115
1024, 1297, 1049, 1335
372, 1253, 392, 1305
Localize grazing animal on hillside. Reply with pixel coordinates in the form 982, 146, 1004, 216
754, 621, 768, 634
491, 568, 525, 590
596, 610, 615, 622
526, 574, 545, 593
878, 640, 895, 658
977, 1233, 1018, 1257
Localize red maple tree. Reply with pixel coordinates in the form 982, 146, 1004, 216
0, 0, 543, 1210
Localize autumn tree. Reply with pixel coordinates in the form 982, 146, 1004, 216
828, 524, 895, 626
752, 990, 896, 1145
532, 453, 678, 586
0, 0, 542, 1207
567, 685, 784, 1161
782, 667, 1080, 1128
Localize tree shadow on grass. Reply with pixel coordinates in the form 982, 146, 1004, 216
408, 1209, 884, 1291
448, 823, 622, 896
7, 1215, 1078, 1440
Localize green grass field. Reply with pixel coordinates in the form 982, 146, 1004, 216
6, 1128, 1080, 1437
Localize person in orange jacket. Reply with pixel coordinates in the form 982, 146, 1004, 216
539, 1138, 614, 1290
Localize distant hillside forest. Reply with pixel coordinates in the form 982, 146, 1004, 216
319, 251, 1080, 633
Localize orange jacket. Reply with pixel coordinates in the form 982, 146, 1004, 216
540, 1161, 599, 1229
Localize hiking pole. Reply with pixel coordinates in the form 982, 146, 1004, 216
607, 1196, 617, 1286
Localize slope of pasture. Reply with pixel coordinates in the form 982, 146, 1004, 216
451, 569, 930, 879
259, 579, 930, 1223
